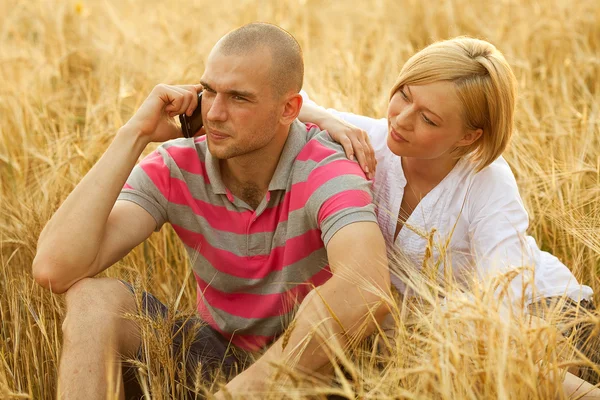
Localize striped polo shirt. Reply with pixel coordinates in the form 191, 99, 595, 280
118, 120, 377, 350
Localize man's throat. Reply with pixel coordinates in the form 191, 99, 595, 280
239, 185, 265, 209
224, 179, 266, 209
220, 158, 274, 209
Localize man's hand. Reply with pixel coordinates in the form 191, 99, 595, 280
214, 222, 390, 397
123, 83, 203, 143
31, 84, 204, 292
213, 368, 268, 399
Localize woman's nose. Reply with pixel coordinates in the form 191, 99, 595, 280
393, 106, 413, 131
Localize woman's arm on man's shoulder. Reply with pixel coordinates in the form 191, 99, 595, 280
300, 90, 385, 133
298, 90, 388, 177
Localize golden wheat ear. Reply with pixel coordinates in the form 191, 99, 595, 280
2, 0, 600, 398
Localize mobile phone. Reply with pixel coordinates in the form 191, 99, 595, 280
179, 92, 203, 138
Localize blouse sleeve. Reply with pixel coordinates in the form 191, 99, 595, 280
465, 158, 591, 304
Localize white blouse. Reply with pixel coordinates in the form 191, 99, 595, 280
301, 92, 593, 305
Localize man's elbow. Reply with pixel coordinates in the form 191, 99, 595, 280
370, 278, 392, 322
32, 256, 72, 294
361, 261, 392, 322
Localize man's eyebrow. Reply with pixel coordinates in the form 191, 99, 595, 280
200, 81, 257, 100
406, 85, 444, 122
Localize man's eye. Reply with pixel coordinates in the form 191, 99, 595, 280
233, 96, 246, 102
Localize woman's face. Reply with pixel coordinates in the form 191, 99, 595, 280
386, 81, 475, 160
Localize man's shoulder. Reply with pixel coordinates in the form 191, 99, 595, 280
291, 123, 367, 190
295, 123, 350, 168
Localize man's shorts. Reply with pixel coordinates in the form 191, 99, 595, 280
119, 281, 251, 399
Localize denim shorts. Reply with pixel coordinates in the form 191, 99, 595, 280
119, 281, 251, 399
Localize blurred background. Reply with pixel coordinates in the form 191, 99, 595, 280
1, 0, 599, 398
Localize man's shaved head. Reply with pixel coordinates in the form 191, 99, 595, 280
214, 22, 303, 97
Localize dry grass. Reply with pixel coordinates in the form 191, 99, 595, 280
1, 0, 600, 398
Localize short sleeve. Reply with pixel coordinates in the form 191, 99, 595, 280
118, 147, 172, 231
302, 132, 378, 245
466, 158, 592, 304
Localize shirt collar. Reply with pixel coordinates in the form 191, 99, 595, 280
268, 120, 308, 191
205, 145, 228, 195
205, 120, 309, 195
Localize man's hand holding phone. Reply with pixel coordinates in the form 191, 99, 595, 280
180, 92, 203, 138
123, 83, 203, 144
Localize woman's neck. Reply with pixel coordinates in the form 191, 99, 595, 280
401, 154, 459, 189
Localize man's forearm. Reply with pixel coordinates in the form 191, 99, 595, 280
34, 126, 149, 277
243, 274, 389, 383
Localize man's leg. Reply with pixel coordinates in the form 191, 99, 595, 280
167, 317, 251, 398
58, 277, 142, 400
117, 283, 251, 399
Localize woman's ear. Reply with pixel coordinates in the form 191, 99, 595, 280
456, 128, 483, 147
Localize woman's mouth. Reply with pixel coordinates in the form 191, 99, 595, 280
390, 127, 409, 143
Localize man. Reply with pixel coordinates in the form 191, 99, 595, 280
32, 23, 390, 399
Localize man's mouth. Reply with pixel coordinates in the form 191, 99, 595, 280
206, 127, 229, 141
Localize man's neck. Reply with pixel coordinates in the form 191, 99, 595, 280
220, 127, 290, 208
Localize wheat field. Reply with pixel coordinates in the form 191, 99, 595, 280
1, 0, 600, 398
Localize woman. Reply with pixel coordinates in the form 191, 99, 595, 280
298, 37, 598, 394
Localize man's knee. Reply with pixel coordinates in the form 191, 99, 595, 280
64, 277, 134, 314
62, 278, 140, 353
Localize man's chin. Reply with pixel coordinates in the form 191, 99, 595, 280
207, 140, 233, 160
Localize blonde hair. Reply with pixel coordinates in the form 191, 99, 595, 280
390, 37, 517, 171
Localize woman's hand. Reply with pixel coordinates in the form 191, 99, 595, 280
320, 116, 377, 179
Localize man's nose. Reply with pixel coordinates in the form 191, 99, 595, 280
206, 94, 228, 122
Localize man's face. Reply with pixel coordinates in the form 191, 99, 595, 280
200, 47, 282, 160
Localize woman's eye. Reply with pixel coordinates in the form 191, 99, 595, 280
399, 89, 408, 100
422, 114, 437, 126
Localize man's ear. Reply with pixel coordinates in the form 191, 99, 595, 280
280, 93, 303, 125
456, 128, 483, 147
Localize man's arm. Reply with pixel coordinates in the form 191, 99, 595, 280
32, 129, 155, 294
222, 221, 390, 394
32, 84, 203, 294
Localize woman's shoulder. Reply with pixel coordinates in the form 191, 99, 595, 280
463, 156, 523, 214
469, 156, 518, 191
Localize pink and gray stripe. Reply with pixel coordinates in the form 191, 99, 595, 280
119, 121, 376, 350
